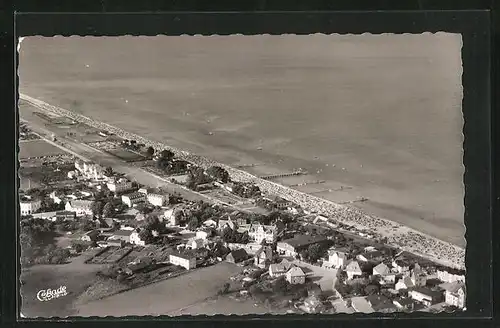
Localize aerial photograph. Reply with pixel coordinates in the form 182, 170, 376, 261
18, 34, 465, 317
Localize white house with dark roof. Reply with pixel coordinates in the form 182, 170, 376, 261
65, 200, 93, 216
269, 259, 295, 277
248, 224, 277, 244
121, 192, 146, 207
169, 253, 196, 270
324, 249, 348, 269
395, 276, 415, 291
147, 193, 167, 207
20, 198, 42, 216
107, 180, 134, 193
443, 282, 466, 309
286, 266, 306, 285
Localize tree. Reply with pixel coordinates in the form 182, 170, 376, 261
273, 276, 288, 295
138, 228, 153, 243
79, 216, 96, 232
364, 284, 380, 296
307, 243, 324, 263
187, 217, 199, 231
91, 201, 104, 217
104, 166, 113, 176
146, 146, 155, 158
102, 202, 115, 218
206, 166, 230, 183
222, 226, 234, 243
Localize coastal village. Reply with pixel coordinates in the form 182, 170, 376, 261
19, 115, 466, 315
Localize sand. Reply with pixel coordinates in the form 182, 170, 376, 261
18, 34, 465, 246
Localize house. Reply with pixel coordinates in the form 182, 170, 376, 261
276, 235, 328, 257
169, 253, 196, 270
248, 224, 277, 244
121, 192, 146, 207
196, 229, 212, 240
366, 294, 397, 312
65, 200, 93, 216
269, 259, 295, 277
285, 266, 306, 285
395, 276, 415, 291
410, 263, 427, 287
125, 257, 153, 275
218, 218, 238, 231
106, 181, 134, 193
49, 191, 64, 204
443, 282, 466, 309
74, 160, 105, 180
31, 211, 58, 220
272, 196, 292, 210
409, 287, 444, 306
372, 263, 391, 276
225, 249, 248, 264
81, 230, 100, 242
202, 219, 217, 228
437, 268, 465, 283
377, 273, 397, 286
393, 297, 422, 311
109, 229, 134, 243
130, 229, 147, 246
324, 249, 348, 269
392, 257, 412, 274
186, 238, 205, 250
19, 198, 42, 215
357, 250, 384, 263
345, 260, 363, 280
55, 211, 76, 221
138, 188, 150, 194
147, 193, 167, 207
254, 246, 274, 268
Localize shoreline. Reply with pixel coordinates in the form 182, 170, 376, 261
19, 93, 465, 270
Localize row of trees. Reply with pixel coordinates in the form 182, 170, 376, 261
231, 182, 261, 199
221, 226, 250, 244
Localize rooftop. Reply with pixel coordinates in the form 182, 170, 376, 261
170, 252, 196, 261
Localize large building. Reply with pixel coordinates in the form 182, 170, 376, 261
65, 200, 93, 216
169, 253, 196, 270
74, 160, 105, 181
107, 181, 134, 193
19, 198, 42, 216
147, 193, 167, 207
121, 192, 146, 207
248, 224, 278, 244
276, 235, 329, 257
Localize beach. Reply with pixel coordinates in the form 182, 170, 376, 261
18, 34, 465, 246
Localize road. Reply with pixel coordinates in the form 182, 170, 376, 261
19, 103, 254, 209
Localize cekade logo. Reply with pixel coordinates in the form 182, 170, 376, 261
36, 286, 68, 302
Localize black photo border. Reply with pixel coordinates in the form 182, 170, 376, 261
0, 3, 496, 328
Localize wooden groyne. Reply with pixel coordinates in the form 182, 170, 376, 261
261, 171, 307, 180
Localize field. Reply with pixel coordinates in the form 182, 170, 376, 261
19, 139, 66, 159
18, 34, 465, 246
20, 251, 104, 317
75, 262, 243, 317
